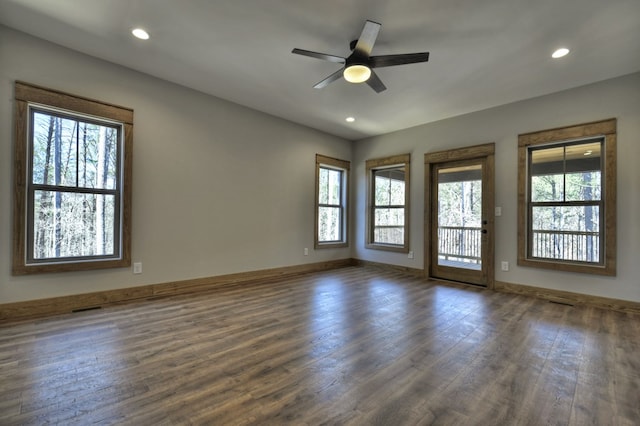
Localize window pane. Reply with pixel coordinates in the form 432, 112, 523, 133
374, 207, 404, 226
531, 146, 564, 171
531, 146, 564, 202
318, 206, 341, 242
532, 205, 600, 232
566, 142, 602, 201
389, 170, 405, 205
374, 172, 390, 205
437, 180, 482, 227
374, 227, 404, 245
79, 123, 119, 190
565, 172, 601, 201
32, 112, 77, 186
531, 205, 600, 262
33, 190, 116, 259
531, 174, 564, 202
326, 169, 342, 205
374, 168, 405, 206
530, 142, 602, 203
318, 168, 329, 204
565, 142, 601, 170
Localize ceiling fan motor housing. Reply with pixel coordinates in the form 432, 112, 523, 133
345, 52, 370, 68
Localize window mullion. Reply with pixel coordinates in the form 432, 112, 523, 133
562, 146, 567, 203
31, 184, 117, 196
75, 119, 80, 190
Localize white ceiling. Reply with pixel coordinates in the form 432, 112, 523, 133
1, 0, 639, 140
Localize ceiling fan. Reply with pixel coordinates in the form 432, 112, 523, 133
292, 20, 430, 93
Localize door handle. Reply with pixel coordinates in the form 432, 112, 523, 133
481, 229, 487, 234
482, 220, 488, 225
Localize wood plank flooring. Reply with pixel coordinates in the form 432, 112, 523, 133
1, 266, 638, 425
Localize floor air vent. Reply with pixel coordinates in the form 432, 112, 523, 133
548, 300, 574, 307
72, 306, 103, 313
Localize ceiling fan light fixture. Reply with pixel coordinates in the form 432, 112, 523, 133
343, 64, 371, 83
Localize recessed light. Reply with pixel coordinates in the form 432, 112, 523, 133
345, 117, 355, 123
552, 48, 570, 59
132, 28, 150, 40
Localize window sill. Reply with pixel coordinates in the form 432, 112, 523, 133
314, 242, 348, 250
12, 258, 131, 275
365, 243, 409, 253
517, 257, 615, 276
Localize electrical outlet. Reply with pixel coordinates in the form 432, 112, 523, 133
495, 206, 502, 216
133, 262, 142, 274
408, 251, 414, 259
304, 248, 309, 256
501, 261, 509, 271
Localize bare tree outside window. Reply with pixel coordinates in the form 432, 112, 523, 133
315, 155, 349, 249
517, 119, 616, 276
30, 110, 120, 260
373, 168, 406, 245
365, 154, 411, 253
318, 167, 343, 242
528, 141, 602, 263
12, 82, 133, 274
437, 165, 482, 267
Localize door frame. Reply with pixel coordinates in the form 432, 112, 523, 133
424, 143, 495, 288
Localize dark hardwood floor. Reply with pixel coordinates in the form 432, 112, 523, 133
1, 266, 639, 425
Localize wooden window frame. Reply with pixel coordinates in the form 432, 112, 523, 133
365, 154, 411, 253
314, 154, 350, 249
12, 82, 133, 275
517, 119, 616, 276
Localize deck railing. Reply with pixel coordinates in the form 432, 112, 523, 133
438, 227, 600, 265
438, 226, 481, 264
531, 230, 600, 262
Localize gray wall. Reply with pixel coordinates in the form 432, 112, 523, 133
353, 72, 640, 302
2, 24, 639, 305
0, 26, 351, 303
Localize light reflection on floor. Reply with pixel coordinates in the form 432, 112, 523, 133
23, 320, 126, 420
307, 277, 413, 390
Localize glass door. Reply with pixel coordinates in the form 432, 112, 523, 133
430, 158, 491, 286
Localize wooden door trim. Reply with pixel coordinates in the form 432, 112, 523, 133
424, 143, 495, 288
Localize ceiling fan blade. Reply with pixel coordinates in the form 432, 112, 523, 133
291, 48, 346, 64
354, 20, 381, 57
366, 70, 386, 93
370, 52, 430, 68
313, 68, 344, 89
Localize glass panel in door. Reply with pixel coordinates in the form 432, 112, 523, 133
431, 159, 488, 286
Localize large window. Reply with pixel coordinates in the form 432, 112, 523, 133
315, 154, 349, 248
366, 154, 410, 252
518, 119, 616, 275
13, 82, 133, 274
